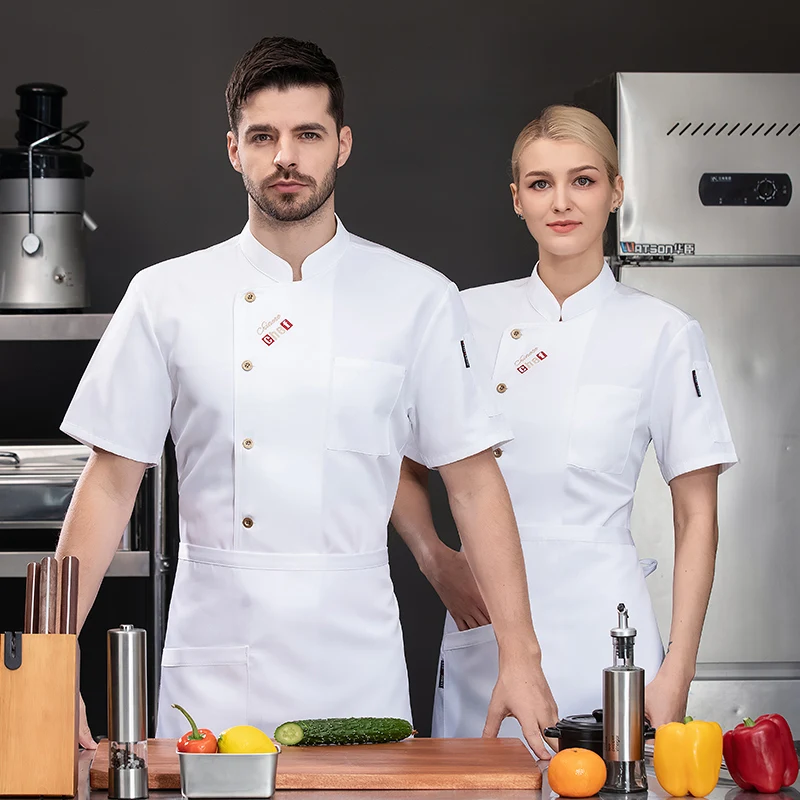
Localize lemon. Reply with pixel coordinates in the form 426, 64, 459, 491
217, 725, 277, 754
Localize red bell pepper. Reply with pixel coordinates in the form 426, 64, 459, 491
723, 714, 799, 793
172, 703, 218, 753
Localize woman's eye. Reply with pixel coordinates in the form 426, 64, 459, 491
575, 175, 595, 187
531, 179, 549, 190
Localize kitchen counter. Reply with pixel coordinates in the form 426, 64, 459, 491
73, 747, 800, 800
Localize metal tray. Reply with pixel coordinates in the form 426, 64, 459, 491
177, 747, 281, 799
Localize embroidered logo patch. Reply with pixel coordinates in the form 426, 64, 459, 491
515, 347, 548, 374
257, 315, 293, 346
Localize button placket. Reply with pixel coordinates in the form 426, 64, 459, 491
496, 383, 507, 393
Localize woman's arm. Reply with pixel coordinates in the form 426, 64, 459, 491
645, 464, 719, 726
390, 457, 490, 630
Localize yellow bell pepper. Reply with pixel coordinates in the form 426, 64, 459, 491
654, 717, 724, 797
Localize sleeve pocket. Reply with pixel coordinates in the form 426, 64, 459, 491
326, 358, 406, 456
692, 361, 733, 444
567, 385, 642, 474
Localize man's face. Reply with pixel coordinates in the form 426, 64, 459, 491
227, 85, 352, 223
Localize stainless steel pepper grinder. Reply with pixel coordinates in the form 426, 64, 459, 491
107, 624, 149, 799
602, 604, 648, 794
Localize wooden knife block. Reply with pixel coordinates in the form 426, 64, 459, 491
0, 633, 79, 796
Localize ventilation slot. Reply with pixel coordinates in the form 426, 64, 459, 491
666, 121, 799, 137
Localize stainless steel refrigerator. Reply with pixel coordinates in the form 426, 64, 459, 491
577, 72, 800, 733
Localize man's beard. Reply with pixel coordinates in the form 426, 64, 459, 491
244, 160, 337, 223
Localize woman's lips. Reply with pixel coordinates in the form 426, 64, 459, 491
547, 221, 581, 234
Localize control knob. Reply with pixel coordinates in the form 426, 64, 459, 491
756, 179, 777, 201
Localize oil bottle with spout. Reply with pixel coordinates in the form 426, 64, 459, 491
602, 603, 648, 794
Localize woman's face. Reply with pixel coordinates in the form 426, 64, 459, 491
511, 138, 623, 259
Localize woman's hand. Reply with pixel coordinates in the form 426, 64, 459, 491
645, 660, 693, 728
427, 547, 491, 631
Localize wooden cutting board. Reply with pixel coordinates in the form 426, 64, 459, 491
90, 737, 541, 790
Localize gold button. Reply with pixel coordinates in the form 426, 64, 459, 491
511, 329, 522, 339
245, 292, 256, 303
242, 438, 254, 449
242, 516, 254, 528
242, 360, 253, 371
493, 448, 503, 458
496, 383, 507, 393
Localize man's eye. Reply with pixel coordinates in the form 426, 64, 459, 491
301, 132, 320, 140
253, 134, 271, 142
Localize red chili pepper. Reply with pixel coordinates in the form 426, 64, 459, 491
172, 704, 218, 753
723, 714, 799, 793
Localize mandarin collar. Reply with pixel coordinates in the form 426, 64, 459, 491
238, 215, 350, 283
526, 260, 617, 322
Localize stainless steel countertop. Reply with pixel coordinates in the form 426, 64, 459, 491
78, 747, 800, 800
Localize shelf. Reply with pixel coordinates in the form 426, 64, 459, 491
0, 313, 112, 341
0, 550, 149, 578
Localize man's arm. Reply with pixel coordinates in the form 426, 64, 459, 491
438, 449, 559, 759
645, 464, 719, 727
391, 457, 490, 630
55, 447, 147, 746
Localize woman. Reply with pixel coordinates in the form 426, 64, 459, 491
392, 105, 738, 747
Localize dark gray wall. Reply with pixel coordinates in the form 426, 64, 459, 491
2, 0, 799, 737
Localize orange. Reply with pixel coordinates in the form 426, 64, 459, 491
547, 747, 607, 798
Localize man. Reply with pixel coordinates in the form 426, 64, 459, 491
56, 36, 558, 758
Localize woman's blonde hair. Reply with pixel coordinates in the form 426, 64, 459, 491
511, 105, 619, 186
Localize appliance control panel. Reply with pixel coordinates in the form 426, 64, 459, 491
699, 173, 792, 207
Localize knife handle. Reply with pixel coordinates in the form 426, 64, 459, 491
24, 561, 40, 634
38, 556, 58, 634
59, 556, 80, 635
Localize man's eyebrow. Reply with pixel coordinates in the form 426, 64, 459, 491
242, 122, 330, 136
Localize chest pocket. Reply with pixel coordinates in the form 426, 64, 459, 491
567, 385, 642, 474
326, 357, 406, 456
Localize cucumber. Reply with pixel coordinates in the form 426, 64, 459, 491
273, 717, 414, 746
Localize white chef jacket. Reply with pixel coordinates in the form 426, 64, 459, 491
61, 217, 510, 736
428, 261, 738, 739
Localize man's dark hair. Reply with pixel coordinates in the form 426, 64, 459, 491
226, 36, 344, 135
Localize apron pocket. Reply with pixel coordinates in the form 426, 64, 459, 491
326, 358, 406, 456
439, 623, 499, 737
159, 645, 249, 737
567, 385, 641, 474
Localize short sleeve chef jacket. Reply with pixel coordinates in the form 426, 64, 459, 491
61, 218, 511, 554
461, 263, 738, 531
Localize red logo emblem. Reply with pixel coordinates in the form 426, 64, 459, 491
280, 319, 293, 330
536, 351, 548, 361
262, 333, 275, 346
517, 364, 528, 374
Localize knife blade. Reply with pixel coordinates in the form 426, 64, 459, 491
24, 561, 40, 633
38, 556, 58, 634
59, 556, 80, 635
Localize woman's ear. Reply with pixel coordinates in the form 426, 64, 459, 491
510, 182, 523, 217
612, 174, 624, 212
